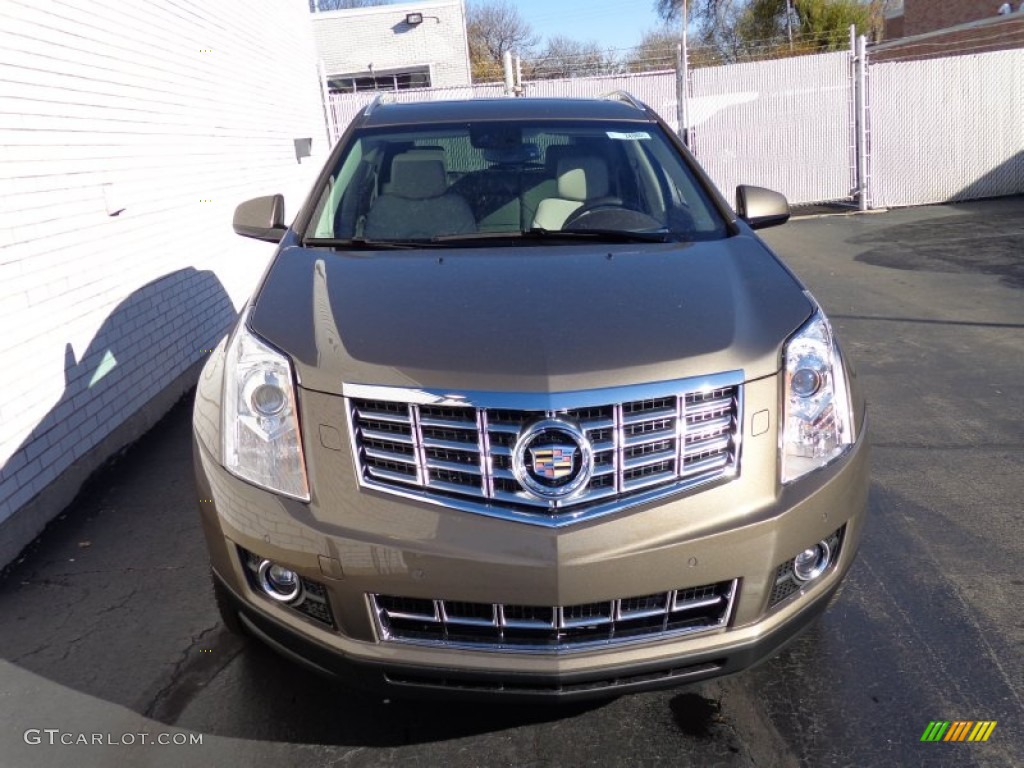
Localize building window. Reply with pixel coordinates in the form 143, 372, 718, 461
327, 66, 431, 93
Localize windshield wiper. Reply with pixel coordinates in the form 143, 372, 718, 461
429, 228, 672, 244
527, 227, 671, 243
303, 237, 423, 250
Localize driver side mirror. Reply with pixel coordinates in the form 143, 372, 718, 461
736, 185, 790, 230
233, 194, 287, 242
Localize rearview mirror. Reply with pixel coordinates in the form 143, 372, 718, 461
736, 185, 790, 230
233, 195, 287, 242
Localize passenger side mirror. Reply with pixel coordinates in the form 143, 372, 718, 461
736, 185, 790, 230
233, 195, 287, 242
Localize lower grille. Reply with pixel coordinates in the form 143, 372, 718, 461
372, 579, 737, 652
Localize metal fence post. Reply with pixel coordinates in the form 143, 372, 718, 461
317, 59, 337, 146
854, 34, 870, 210
503, 51, 515, 96
676, 1, 690, 147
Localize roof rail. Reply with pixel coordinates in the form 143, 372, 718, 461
601, 90, 645, 111
363, 93, 394, 117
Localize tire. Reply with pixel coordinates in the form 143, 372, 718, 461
211, 571, 247, 636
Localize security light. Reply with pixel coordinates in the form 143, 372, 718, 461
405, 12, 423, 25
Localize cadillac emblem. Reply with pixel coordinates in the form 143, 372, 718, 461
530, 445, 576, 480
512, 419, 594, 501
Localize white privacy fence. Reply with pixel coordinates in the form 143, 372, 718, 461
868, 48, 1024, 208
325, 82, 506, 141
325, 46, 1024, 210
520, 70, 679, 127
690, 52, 855, 206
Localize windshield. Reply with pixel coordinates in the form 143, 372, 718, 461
304, 119, 728, 245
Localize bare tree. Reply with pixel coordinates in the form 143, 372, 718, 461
623, 28, 679, 72
655, 0, 731, 24
529, 37, 619, 79
467, 0, 540, 81
657, 0, 882, 63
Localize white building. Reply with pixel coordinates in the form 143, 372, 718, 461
312, 0, 472, 93
0, 0, 328, 567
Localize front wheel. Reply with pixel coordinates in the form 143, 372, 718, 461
211, 571, 247, 636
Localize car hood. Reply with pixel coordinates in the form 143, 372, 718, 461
249, 235, 813, 394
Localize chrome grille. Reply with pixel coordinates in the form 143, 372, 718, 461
345, 373, 742, 525
372, 579, 737, 652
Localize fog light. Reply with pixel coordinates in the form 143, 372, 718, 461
257, 559, 302, 602
793, 540, 832, 582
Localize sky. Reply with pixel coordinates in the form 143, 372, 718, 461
484, 0, 670, 52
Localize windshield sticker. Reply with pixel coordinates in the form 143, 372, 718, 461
607, 131, 652, 140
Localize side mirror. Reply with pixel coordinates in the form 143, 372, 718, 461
736, 185, 790, 230
233, 195, 287, 242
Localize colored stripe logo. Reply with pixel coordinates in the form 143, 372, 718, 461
920, 721, 997, 742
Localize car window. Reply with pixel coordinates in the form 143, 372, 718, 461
304, 120, 728, 244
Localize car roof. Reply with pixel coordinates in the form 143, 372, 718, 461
358, 97, 656, 128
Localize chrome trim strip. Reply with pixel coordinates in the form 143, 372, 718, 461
684, 436, 731, 457
421, 436, 478, 452
425, 457, 482, 475
343, 372, 744, 412
366, 466, 419, 485
618, 434, 675, 450
360, 427, 414, 445
478, 408, 494, 499
357, 467, 736, 527
409, 403, 427, 487
418, 415, 476, 430
354, 408, 411, 424
623, 449, 676, 471
686, 396, 735, 418
675, 394, 686, 479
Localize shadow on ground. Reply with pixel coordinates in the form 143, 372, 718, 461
0, 397, 609, 748
851, 195, 1024, 289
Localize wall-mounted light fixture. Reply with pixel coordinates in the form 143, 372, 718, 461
404, 12, 440, 25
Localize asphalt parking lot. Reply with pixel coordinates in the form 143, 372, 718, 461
0, 197, 1021, 768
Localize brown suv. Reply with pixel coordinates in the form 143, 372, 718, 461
192, 94, 869, 699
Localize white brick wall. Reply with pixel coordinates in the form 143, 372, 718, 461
312, 0, 471, 89
0, 0, 329, 552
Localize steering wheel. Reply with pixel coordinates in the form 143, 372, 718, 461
564, 199, 664, 232
562, 197, 624, 228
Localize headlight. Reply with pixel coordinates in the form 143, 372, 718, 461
781, 308, 855, 484
222, 312, 310, 501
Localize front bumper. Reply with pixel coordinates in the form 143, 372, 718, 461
213, 564, 843, 700
193, 368, 869, 700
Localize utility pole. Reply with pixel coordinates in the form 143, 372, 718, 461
786, 0, 794, 51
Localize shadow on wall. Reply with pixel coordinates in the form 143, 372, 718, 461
0, 268, 238, 563
0, 268, 606, 748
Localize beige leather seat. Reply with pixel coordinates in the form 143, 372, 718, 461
365, 154, 476, 239
532, 155, 611, 230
